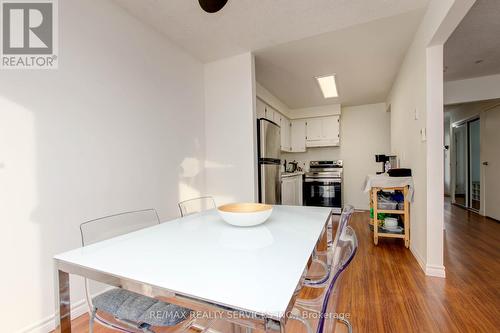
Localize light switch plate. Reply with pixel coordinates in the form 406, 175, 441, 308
420, 127, 427, 142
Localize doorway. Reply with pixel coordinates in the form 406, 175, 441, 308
452, 117, 480, 212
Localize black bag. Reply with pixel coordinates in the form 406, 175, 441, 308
388, 168, 412, 177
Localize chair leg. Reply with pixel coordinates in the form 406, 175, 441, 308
89, 308, 97, 333
142, 327, 155, 333
337, 317, 352, 333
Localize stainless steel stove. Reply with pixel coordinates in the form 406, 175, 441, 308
304, 160, 343, 214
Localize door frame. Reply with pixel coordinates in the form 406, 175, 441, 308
450, 115, 480, 211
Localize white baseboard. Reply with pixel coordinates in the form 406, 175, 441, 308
410, 245, 446, 278
410, 244, 426, 273
18, 299, 88, 333
425, 264, 446, 278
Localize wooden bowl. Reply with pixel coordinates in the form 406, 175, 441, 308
217, 203, 273, 227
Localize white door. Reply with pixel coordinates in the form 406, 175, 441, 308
281, 177, 296, 205
256, 99, 266, 119
484, 106, 500, 220
290, 119, 307, 152
280, 116, 291, 151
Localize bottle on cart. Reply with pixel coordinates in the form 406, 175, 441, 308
384, 161, 391, 173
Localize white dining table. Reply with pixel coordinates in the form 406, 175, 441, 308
53, 205, 333, 333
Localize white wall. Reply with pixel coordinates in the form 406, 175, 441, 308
445, 74, 500, 105
282, 103, 391, 210
0, 1, 206, 332
340, 104, 391, 209
388, 0, 475, 277
204, 53, 257, 204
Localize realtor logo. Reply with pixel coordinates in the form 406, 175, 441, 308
1, 0, 58, 69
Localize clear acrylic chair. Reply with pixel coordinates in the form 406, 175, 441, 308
80, 209, 195, 333
291, 225, 358, 333
306, 205, 355, 284
178, 196, 216, 217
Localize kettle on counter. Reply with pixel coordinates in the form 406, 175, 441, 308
286, 160, 298, 173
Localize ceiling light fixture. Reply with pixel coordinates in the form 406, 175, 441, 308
315, 75, 339, 99
199, 0, 229, 13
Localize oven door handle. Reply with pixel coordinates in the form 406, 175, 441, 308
304, 178, 342, 183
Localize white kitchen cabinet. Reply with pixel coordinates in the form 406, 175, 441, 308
306, 118, 323, 141
265, 106, 277, 123
280, 116, 291, 152
305, 115, 340, 147
281, 174, 303, 206
295, 175, 303, 205
290, 119, 307, 152
281, 177, 295, 205
256, 99, 266, 119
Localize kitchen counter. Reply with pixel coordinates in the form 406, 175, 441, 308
281, 171, 304, 178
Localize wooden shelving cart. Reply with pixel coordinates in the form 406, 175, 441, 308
370, 186, 410, 248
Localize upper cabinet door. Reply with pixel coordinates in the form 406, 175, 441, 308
305, 115, 340, 147
306, 118, 323, 141
256, 99, 266, 119
323, 115, 340, 143
290, 119, 307, 152
280, 116, 291, 152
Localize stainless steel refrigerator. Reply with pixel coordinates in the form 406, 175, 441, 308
257, 118, 281, 204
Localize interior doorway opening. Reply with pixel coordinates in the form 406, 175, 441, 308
452, 117, 480, 211
444, 100, 500, 219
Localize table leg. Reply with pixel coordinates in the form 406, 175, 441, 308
54, 269, 72, 333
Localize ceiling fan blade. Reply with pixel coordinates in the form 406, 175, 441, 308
199, 0, 229, 13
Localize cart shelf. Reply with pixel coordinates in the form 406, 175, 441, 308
370, 186, 410, 248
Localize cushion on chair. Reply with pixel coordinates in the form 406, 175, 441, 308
92, 288, 191, 327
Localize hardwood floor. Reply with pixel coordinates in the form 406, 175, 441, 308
55, 200, 500, 332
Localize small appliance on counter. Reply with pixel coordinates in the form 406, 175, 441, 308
286, 160, 298, 173
375, 154, 398, 174
303, 160, 343, 214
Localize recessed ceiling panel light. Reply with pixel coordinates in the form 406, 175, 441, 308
315, 75, 338, 99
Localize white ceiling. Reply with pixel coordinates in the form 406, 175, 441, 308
113, 0, 429, 63
444, 0, 500, 81
255, 10, 425, 108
